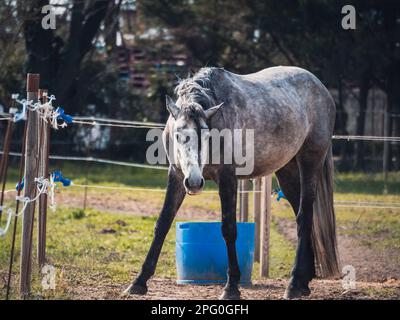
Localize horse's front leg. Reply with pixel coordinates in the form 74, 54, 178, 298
127, 168, 185, 295
218, 167, 241, 300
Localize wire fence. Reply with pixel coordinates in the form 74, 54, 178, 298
1, 112, 400, 142
332, 135, 400, 142
1, 181, 399, 210
0, 113, 399, 213
0, 154, 397, 211
0, 151, 168, 170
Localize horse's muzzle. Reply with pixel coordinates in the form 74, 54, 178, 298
184, 176, 205, 195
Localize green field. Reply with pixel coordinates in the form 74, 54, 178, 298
0, 162, 399, 299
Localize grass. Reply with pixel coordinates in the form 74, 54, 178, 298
0, 208, 177, 299
0, 206, 295, 299
273, 203, 400, 251
0, 162, 399, 299
334, 171, 400, 195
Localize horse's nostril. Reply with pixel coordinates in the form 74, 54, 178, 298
184, 176, 204, 191
184, 178, 190, 189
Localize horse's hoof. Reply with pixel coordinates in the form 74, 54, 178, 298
125, 283, 148, 295
219, 288, 241, 300
283, 282, 311, 299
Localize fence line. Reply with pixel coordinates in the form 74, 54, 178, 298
334, 200, 400, 206
2, 111, 400, 142
334, 204, 400, 210
72, 116, 164, 127
3, 182, 400, 210
70, 183, 259, 194
0, 181, 387, 210
62, 186, 400, 208
72, 120, 164, 129
73, 184, 400, 210
0, 151, 169, 170
2, 147, 400, 174
332, 135, 400, 142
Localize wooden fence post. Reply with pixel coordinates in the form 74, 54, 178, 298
38, 89, 50, 268
260, 175, 272, 277
253, 178, 261, 262
240, 179, 250, 222
20, 73, 40, 298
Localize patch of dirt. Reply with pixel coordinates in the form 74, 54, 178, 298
273, 216, 400, 282
66, 277, 400, 300
3, 189, 219, 220
55, 190, 220, 220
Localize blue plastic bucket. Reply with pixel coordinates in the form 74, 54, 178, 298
176, 222, 255, 285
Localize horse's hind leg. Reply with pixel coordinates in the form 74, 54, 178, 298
218, 166, 241, 300
127, 168, 186, 295
276, 158, 312, 298
283, 149, 326, 299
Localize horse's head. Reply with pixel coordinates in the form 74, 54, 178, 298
165, 95, 222, 195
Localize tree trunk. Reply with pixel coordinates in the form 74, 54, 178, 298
23, 0, 58, 89
24, 0, 111, 112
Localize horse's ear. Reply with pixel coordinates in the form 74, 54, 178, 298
205, 102, 224, 119
166, 95, 180, 119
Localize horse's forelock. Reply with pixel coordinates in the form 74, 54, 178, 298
175, 68, 216, 114
180, 103, 206, 121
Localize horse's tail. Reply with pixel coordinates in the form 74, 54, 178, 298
312, 146, 340, 278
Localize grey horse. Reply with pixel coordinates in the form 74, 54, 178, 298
127, 66, 339, 299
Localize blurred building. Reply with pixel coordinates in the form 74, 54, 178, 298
116, 1, 188, 91
330, 87, 389, 137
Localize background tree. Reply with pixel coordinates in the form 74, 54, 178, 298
23, 0, 118, 111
